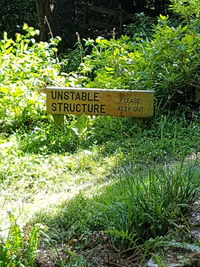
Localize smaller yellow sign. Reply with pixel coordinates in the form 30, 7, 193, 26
46, 87, 154, 118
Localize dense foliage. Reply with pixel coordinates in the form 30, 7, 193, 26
0, 0, 36, 38
68, 0, 200, 111
0, 214, 40, 266
0, 24, 64, 131
0, 0, 170, 47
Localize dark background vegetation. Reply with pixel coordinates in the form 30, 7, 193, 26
0, 0, 170, 48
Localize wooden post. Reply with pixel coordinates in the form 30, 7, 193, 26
53, 114, 64, 126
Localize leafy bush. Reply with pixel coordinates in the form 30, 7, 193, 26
0, 24, 65, 131
171, 0, 200, 22
124, 12, 155, 39
19, 124, 81, 154
72, 0, 200, 112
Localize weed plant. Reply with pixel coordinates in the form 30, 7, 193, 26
0, 214, 40, 266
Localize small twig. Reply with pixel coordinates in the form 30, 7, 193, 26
126, 252, 143, 262
44, 15, 54, 39
112, 28, 116, 39
44, 15, 59, 64
76, 32, 84, 62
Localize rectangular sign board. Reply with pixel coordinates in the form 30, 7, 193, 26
46, 87, 154, 118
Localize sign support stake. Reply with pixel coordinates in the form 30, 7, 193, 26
53, 114, 64, 126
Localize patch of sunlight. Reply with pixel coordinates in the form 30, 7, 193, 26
0, 143, 121, 233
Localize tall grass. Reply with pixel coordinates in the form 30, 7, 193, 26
35, 160, 199, 251
97, 161, 199, 250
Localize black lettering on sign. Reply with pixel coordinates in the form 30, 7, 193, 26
52, 103, 57, 111
58, 103, 62, 111
88, 104, 93, 113
64, 103, 69, 112
118, 106, 131, 112
71, 91, 75, 100
58, 91, 63, 100
132, 107, 144, 112
82, 92, 87, 101
94, 104, 99, 113
64, 91, 69, 100
82, 104, 87, 112
51, 91, 57, 100
88, 92, 93, 101
50, 103, 107, 114
121, 98, 142, 104
51, 90, 101, 102
75, 92, 81, 101
70, 103, 76, 112
100, 105, 106, 113
118, 105, 144, 112
94, 93, 99, 101
76, 104, 81, 112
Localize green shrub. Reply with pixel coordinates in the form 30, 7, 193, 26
124, 12, 155, 39
0, 24, 65, 132
171, 0, 200, 22
18, 123, 81, 154
70, 0, 200, 113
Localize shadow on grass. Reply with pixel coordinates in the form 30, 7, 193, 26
34, 161, 200, 251
18, 115, 200, 169
17, 116, 141, 154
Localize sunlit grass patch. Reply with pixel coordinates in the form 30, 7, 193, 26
0, 135, 121, 229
